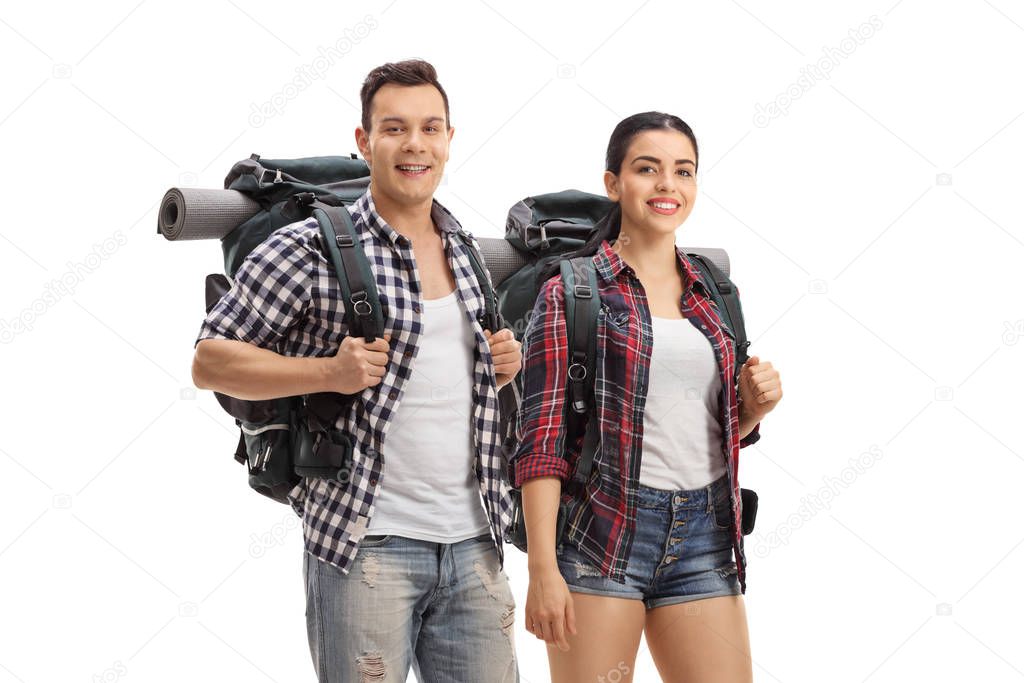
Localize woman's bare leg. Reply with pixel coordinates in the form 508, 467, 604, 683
644, 594, 753, 683
546, 593, 647, 683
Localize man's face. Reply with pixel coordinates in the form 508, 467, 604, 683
355, 83, 454, 209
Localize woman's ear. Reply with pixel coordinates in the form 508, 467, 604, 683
603, 170, 620, 202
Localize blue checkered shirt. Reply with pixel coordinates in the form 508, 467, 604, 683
196, 190, 514, 573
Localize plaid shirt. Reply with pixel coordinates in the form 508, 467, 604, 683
196, 190, 514, 574
509, 238, 761, 592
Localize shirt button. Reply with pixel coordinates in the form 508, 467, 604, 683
389, 390, 399, 400
369, 478, 378, 486
413, 303, 421, 314
404, 349, 413, 358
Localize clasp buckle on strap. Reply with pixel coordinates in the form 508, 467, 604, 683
258, 167, 283, 184
567, 362, 587, 381
335, 234, 355, 248
351, 291, 372, 316
573, 284, 592, 299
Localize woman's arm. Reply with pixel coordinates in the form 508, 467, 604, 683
522, 476, 577, 651
512, 275, 580, 650
508, 276, 577, 485
523, 477, 563, 570
738, 399, 762, 446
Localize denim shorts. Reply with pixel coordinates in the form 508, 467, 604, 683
556, 473, 741, 609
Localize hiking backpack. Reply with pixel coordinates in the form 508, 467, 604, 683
493, 192, 758, 552
205, 154, 500, 504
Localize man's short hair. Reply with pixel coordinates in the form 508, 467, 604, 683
360, 59, 450, 132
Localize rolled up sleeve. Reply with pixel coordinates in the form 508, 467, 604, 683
195, 224, 314, 351
740, 421, 761, 448
509, 276, 576, 487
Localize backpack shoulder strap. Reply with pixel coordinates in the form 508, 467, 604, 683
686, 252, 750, 383
559, 256, 601, 487
310, 199, 385, 342
450, 229, 503, 332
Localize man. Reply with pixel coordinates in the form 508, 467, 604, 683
192, 59, 521, 682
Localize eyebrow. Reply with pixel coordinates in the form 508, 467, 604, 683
631, 155, 696, 166
378, 116, 446, 125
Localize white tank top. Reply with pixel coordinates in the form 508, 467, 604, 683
638, 315, 727, 491
366, 289, 491, 542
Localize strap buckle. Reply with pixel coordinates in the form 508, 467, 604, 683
567, 362, 587, 381
257, 167, 283, 184
336, 234, 355, 248
573, 284, 592, 299
350, 291, 372, 317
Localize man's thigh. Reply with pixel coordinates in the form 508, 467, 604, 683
304, 536, 436, 682
414, 534, 518, 683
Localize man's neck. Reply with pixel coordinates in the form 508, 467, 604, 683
369, 184, 438, 242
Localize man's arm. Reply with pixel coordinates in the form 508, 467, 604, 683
193, 336, 391, 401
191, 223, 391, 401
192, 339, 332, 401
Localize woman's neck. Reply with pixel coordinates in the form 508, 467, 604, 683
615, 220, 679, 281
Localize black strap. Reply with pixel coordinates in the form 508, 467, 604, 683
559, 257, 600, 487
451, 231, 502, 332
311, 200, 384, 342
686, 253, 750, 384
297, 200, 385, 442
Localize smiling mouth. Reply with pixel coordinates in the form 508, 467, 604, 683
647, 199, 680, 215
396, 164, 430, 176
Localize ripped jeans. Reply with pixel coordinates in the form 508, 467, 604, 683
303, 532, 518, 682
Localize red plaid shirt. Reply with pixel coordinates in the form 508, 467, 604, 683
509, 239, 761, 592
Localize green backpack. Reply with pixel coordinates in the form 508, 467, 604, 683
493, 193, 757, 552
207, 154, 500, 503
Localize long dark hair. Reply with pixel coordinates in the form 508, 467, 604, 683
535, 112, 699, 286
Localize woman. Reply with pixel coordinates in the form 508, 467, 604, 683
509, 112, 782, 682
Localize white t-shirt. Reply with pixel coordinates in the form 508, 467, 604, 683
365, 289, 491, 542
638, 315, 727, 491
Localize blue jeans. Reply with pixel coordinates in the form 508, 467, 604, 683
557, 473, 741, 609
304, 532, 519, 682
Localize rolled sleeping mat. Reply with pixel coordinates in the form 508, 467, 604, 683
158, 188, 261, 241
156, 187, 731, 283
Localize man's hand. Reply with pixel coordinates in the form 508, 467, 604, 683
324, 333, 392, 394
484, 328, 522, 390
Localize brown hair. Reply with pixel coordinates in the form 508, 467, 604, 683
359, 59, 450, 132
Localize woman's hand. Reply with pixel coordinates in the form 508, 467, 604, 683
739, 355, 782, 418
525, 564, 577, 651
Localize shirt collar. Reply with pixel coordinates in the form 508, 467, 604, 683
353, 187, 461, 249
594, 238, 710, 297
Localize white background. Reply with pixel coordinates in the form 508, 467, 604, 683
1, 1, 1022, 681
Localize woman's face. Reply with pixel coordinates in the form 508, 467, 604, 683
604, 128, 698, 239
